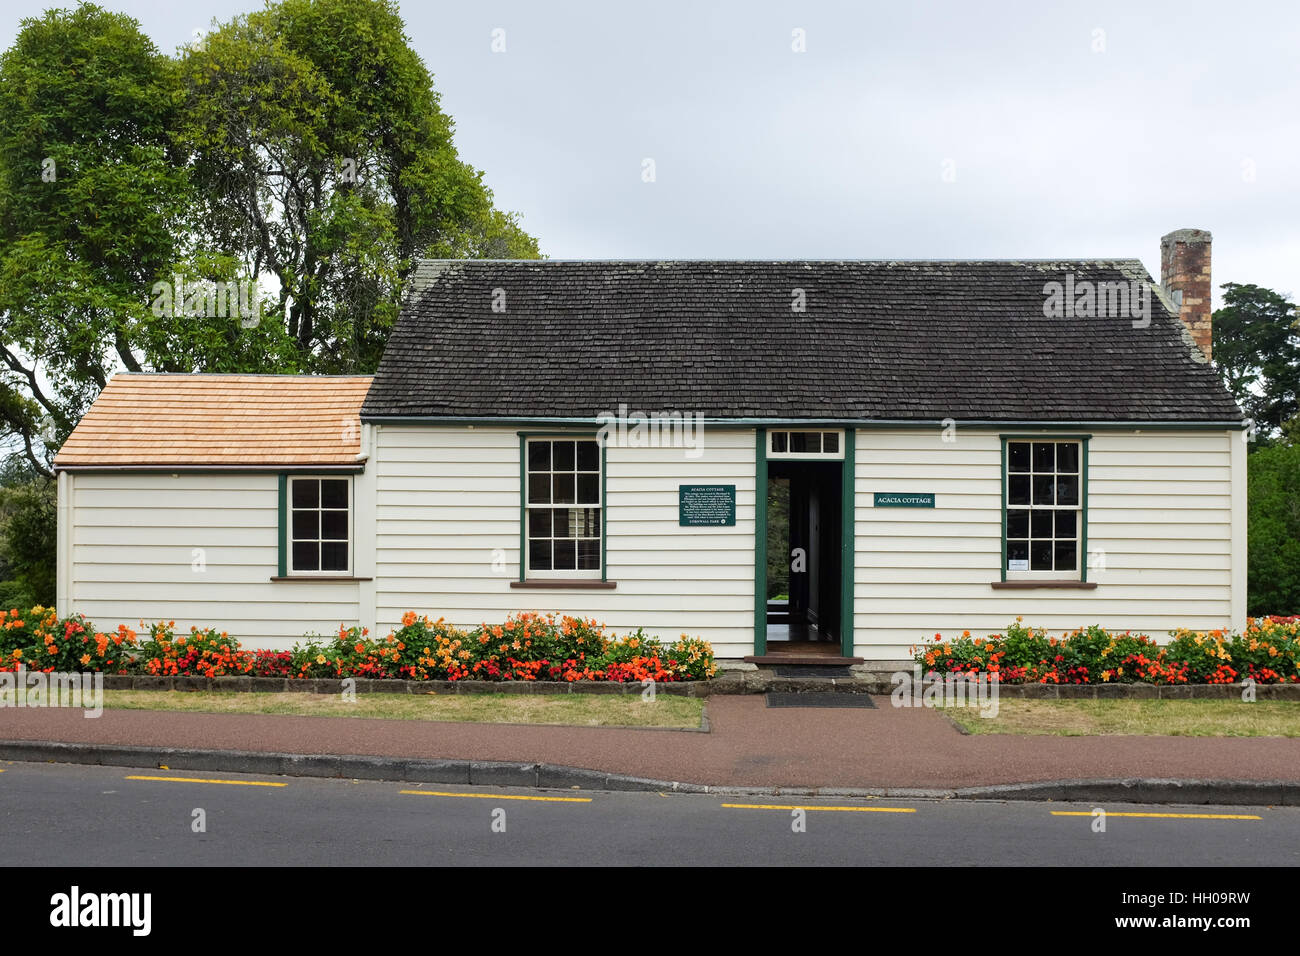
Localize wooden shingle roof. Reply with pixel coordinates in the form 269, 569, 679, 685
362, 259, 1245, 424
54, 374, 372, 469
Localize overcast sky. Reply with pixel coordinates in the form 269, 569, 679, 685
3, 0, 1297, 307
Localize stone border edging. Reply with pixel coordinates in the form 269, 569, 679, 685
91, 673, 1300, 698
101, 675, 713, 697
1, 740, 1296, 806
956, 682, 1300, 700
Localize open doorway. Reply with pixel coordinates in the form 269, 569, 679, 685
765, 459, 842, 652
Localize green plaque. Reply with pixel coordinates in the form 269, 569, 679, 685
679, 484, 736, 526
873, 492, 935, 508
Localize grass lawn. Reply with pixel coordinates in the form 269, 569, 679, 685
102, 690, 705, 729
943, 699, 1300, 737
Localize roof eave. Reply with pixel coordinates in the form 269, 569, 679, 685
359, 414, 1249, 431
53, 459, 368, 474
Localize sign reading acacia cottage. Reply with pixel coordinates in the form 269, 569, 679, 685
873, 492, 936, 508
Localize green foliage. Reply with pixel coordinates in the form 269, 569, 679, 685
1246, 443, 1300, 615
916, 619, 1300, 684
1282, 413, 1300, 446
176, 0, 541, 373
766, 478, 789, 599
288, 613, 716, 682
666, 635, 718, 680
0, 4, 192, 463
0, 0, 541, 477
0, 476, 55, 606
1212, 283, 1300, 441
2, 607, 135, 674
994, 618, 1053, 670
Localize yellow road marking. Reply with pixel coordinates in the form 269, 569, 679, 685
126, 775, 287, 788
1051, 811, 1260, 820
400, 789, 591, 803
723, 803, 916, 813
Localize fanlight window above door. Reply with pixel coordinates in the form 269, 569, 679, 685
768, 430, 845, 460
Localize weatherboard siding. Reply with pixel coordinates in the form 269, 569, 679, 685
56, 424, 1241, 662
373, 425, 757, 657
62, 472, 361, 650
851, 429, 1238, 659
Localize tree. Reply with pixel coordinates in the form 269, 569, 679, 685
0, 456, 55, 607
1246, 443, 1300, 616
1212, 283, 1300, 442
177, 0, 540, 373
0, 4, 194, 473
767, 478, 790, 599
1281, 413, 1300, 447
0, 1, 541, 476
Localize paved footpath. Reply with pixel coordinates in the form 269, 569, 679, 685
2, 696, 1299, 791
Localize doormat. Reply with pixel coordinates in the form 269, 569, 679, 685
765, 692, 876, 708
774, 666, 853, 678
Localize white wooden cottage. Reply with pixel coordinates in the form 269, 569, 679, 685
54, 229, 1246, 662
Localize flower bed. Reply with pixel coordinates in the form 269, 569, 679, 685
913, 616, 1300, 684
0, 608, 716, 683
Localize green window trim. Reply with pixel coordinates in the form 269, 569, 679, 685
277, 474, 355, 577
277, 473, 287, 577
518, 435, 526, 582
517, 430, 606, 582
601, 442, 607, 582
753, 428, 767, 656
999, 442, 1006, 583
999, 434, 1091, 583
754, 426, 855, 657
839, 427, 855, 657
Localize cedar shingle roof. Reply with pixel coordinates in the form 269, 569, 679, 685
54, 374, 372, 469
362, 259, 1244, 424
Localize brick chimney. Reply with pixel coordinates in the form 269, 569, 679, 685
1159, 228, 1213, 361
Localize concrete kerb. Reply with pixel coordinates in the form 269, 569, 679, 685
1, 740, 1297, 806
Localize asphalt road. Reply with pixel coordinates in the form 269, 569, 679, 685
4, 760, 1300, 866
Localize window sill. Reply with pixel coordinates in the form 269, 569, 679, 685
991, 580, 1097, 590
510, 580, 617, 590
270, 576, 373, 582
